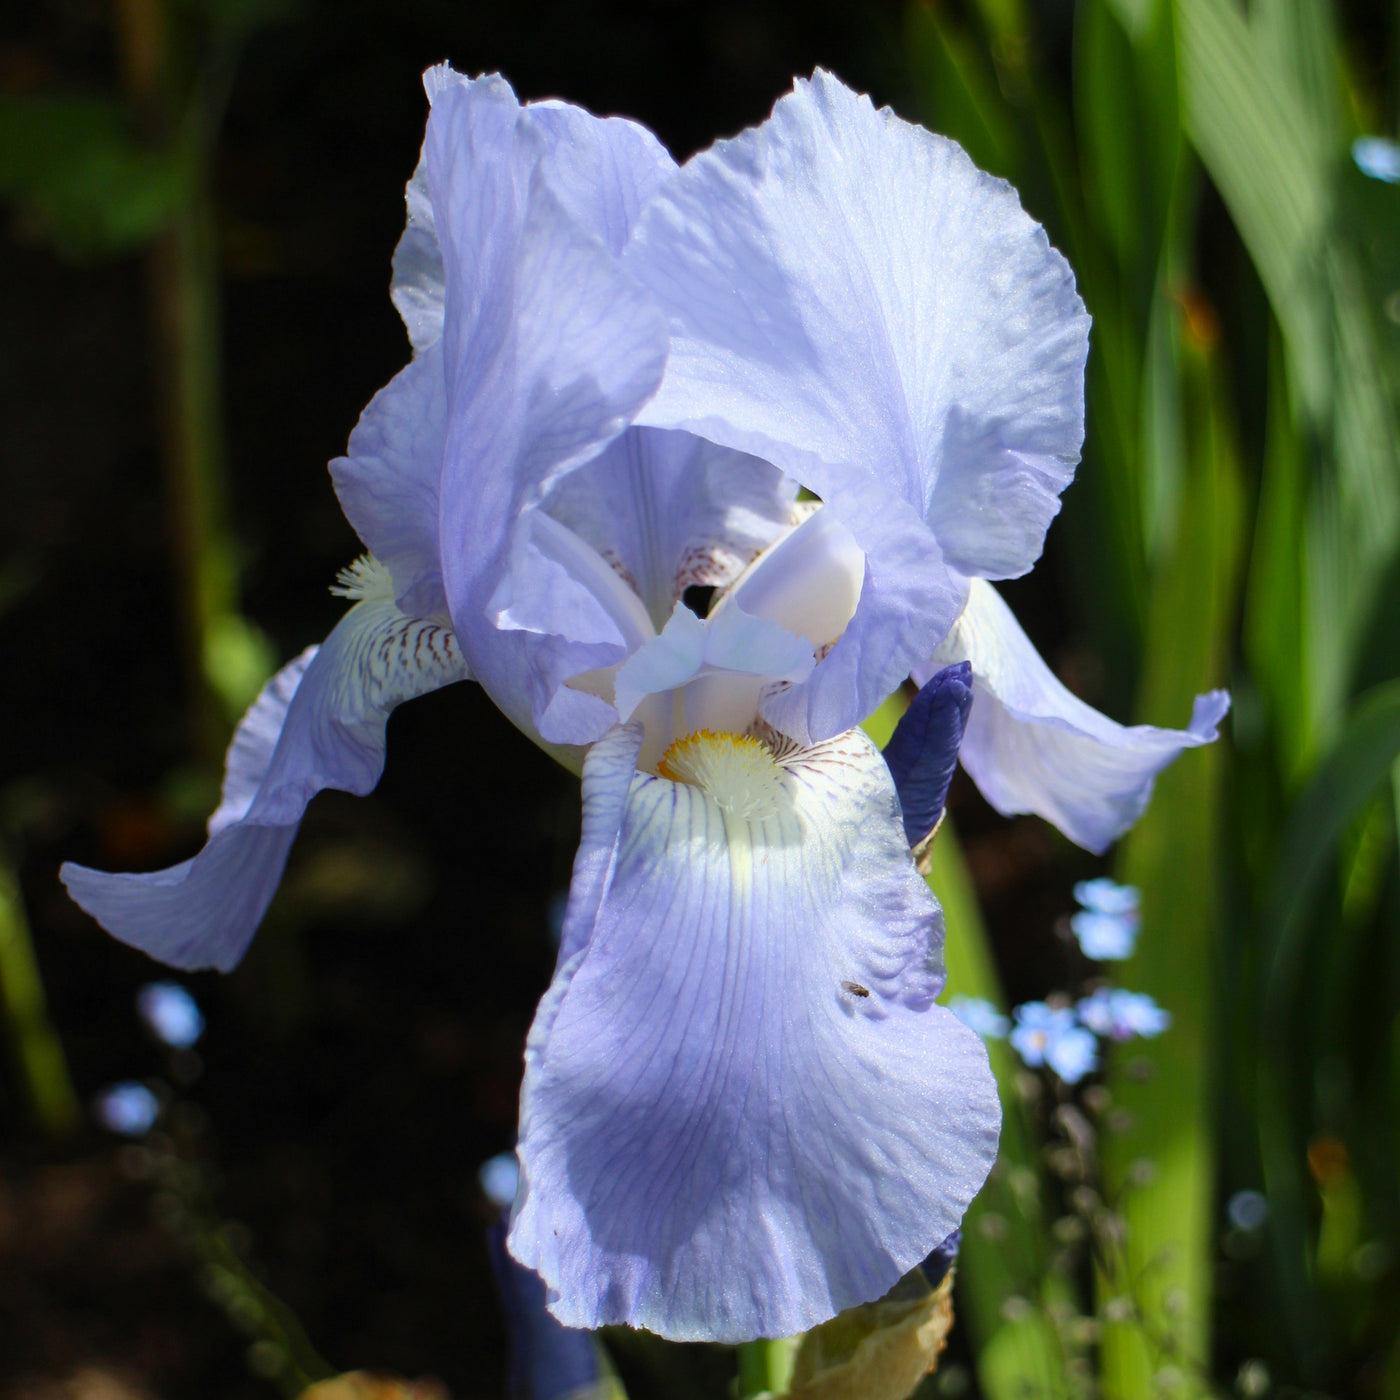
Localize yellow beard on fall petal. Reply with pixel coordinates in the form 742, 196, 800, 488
657, 730, 786, 821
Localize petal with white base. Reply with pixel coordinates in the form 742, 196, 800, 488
628, 69, 1089, 739
510, 727, 1000, 1342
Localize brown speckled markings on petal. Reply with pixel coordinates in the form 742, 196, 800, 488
358, 612, 465, 711
674, 498, 824, 610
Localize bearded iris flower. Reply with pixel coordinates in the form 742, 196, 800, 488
61, 69, 1226, 1342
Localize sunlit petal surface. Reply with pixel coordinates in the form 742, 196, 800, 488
511, 726, 999, 1341
920, 578, 1229, 852
422, 71, 669, 751
628, 70, 1089, 740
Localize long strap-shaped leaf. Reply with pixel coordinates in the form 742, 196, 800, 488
1257, 680, 1400, 1377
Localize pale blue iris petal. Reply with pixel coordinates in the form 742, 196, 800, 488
330, 347, 448, 621
488, 1215, 604, 1400
544, 427, 797, 630
763, 512, 959, 745
421, 72, 667, 749
510, 729, 1000, 1342
391, 70, 674, 353
491, 511, 655, 652
62, 595, 467, 971
527, 103, 677, 255
369, 74, 676, 629
628, 70, 1087, 735
613, 602, 813, 723
390, 149, 446, 353
919, 579, 1229, 853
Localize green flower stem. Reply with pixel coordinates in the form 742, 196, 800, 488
737, 1337, 797, 1397
0, 857, 79, 1137
117, 0, 272, 765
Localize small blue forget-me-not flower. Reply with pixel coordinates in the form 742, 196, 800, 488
137, 981, 205, 1049
93, 1081, 160, 1137
948, 996, 1010, 1040
1071, 877, 1141, 960
1353, 135, 1400, 184
1077, 988, 1171, 1042
1011, 1002, 1099, 1083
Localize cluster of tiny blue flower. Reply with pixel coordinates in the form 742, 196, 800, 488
948, 879, 1170, 1085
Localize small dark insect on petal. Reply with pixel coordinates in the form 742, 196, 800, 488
841, 980, 871, 998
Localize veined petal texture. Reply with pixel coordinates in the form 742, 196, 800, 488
331, 345, 449, 621
543, 427, 797, 631
511, 726, 1000, 1342
918, 579, 1229, 853
417, 68, 670, 749
628, 69, 1089, 740
61, 581, 467, 971
366, 74, 677, 635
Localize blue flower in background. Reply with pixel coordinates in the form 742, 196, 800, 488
59, 69, 1230, 1342
93, 1081, 160, 1137
479, 1151, 522, 1211
948, 996, 1010, 1040
1071, 877, 1141, 959
1010, 1003, 1099, 1083
479, 1153, 610, 1400
1077, 988, 1171, 1042
1353, 135, 1400, 184
137, 981, 205, 1049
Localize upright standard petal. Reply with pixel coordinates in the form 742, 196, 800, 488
419, 70, 669, 751
917, 579, 1229, 853
510, 728, 1000, 1342
62, 571, 467, 971
391, 72, 676, 355
330, 345, 449, 621
627, 69, 1089, 740
542, 427, 797, 630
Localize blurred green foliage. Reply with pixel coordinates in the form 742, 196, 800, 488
905, 0, 1400, 1394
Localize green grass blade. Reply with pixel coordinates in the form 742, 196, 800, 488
1098, 322, 1245, 1399
1255, 680, 1400, 1377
